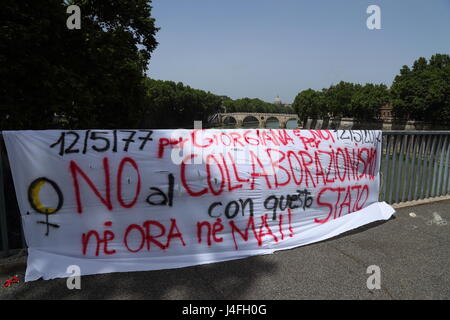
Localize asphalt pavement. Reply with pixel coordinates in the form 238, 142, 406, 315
0, 201, 449, 299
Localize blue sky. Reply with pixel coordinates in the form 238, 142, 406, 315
147, 0, 450, 103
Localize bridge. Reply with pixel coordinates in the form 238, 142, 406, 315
208, 112, 300, 129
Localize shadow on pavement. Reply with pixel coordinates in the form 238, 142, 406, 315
329, 215, 397, 241
2, 254, 278, 299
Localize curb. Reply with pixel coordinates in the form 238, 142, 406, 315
392, 195, 450, 209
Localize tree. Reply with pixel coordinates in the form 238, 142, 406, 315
325, 81, 359, 118
221, 98, 291, 114
351, 84, 389, 121
0, 0, 159, 129
292, 89, 326, 121
390, 54, 450, 122
294, 82, 390, 121
142, 79, 223, 128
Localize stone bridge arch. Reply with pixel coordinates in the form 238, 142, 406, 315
242, 115, 260, 128
222, 115, 237, 128
285, 117, 299, 129
265, 116, 280, 128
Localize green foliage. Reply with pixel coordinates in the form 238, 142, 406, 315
390, 54, 450, 122
292, 56, 449, 123
143, 79, 223, 128
292, 88, 327, 120
293, 82, 389, 121
223, 98, 294, 114
351, 84, 389, 121
0, 0, 159, 129
324, 81, 360, 118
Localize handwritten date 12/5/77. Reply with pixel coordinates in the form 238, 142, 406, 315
333, 130, 381, 144
50, 130, 154, 156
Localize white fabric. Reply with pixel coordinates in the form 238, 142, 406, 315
3, 129, 395, 281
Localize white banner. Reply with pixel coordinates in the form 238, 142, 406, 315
3, 129, 394, 281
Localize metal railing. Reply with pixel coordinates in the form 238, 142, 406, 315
381, 131, 450, 204
1, 130, 450, 256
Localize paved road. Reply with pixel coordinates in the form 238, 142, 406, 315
1, 201, 449, 300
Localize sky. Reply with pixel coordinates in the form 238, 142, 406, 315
147, 0, 450, 104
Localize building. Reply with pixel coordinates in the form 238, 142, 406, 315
274, 95, 282, 106
274, 95, 292, 108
